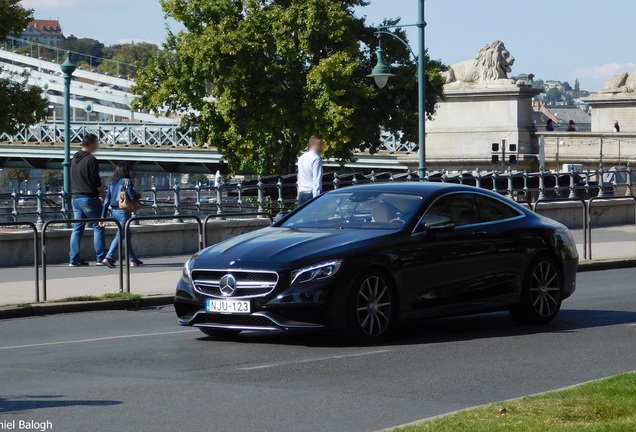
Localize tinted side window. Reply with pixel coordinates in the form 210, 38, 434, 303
424, 194, 478, 227
475, 195, 521, 222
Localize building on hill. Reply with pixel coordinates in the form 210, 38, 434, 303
21, 20, 65, 46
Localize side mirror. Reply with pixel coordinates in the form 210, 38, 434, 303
423, 215, 455, 233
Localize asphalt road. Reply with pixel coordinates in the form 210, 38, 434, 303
1, 268, 635, 432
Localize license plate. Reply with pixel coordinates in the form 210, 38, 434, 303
206, 299, 251, 314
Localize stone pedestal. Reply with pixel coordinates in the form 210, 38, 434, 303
400, 85, 542, 171
582, 94, 636, 133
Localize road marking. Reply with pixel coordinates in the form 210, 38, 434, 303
0, 329, 198, 351
237, 349, 390, 371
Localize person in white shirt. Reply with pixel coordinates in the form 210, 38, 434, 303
297, 135, 324, 206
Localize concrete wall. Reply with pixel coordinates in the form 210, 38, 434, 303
0, 218, 271, 266
533, 199, 635, 229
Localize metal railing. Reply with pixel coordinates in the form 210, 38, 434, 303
123, 215, 204, 293
0, 221, 39, 302
41, 218, 124, 301
0, 122, 191, 147
3, 164, 633, 227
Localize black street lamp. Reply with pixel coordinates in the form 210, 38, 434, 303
368, 0, 427, 180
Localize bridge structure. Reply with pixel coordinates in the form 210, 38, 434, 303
1, 37, 411, 173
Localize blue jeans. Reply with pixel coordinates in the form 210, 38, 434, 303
69, 198, 105, 263
106, 209, 137, 262
298, 192, 313, 207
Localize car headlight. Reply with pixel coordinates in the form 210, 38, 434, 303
182, 258, 195, 285
291, 260, 343, 285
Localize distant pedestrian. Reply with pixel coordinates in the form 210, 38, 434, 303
101, 162, 144, 268
297, 135, 324, 206
614, 120, 620, 133
69, 134, 106, 267
546, 119, 554, 132
566, 120, 578, 132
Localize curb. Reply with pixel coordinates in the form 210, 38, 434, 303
0, 295, 174, 320
577, 258, 636, 272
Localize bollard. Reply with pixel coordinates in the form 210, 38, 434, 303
36, 183, 44, 230
173, 178, 183, 223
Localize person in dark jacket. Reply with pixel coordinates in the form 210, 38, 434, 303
566, 120, 578, 132
101, 162, 143, 267
69, 134, 106, 267
546, 119, 555, 131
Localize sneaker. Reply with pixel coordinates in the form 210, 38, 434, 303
69, 260, 90, 267
130, 260, 144, 267
97, 258, 116, 268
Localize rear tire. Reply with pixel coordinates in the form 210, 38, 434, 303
199, 327, 241, 338
347, 269, 396, 343
510, 256, 563, 324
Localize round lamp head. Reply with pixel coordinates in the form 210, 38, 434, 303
367, 46, 395, 89
60, 51, 77, 76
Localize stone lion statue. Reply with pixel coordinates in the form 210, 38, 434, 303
444, 40, 515, 85
599, 71, 636, 94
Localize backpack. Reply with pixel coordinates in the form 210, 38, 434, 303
118, 179, 142, 213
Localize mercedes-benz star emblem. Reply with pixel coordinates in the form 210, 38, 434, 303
219, 274, 237, 297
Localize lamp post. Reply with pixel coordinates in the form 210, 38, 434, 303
60, 51, 77, 215
368, 0, 427, 180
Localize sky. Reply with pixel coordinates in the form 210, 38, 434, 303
22, 0, 636, 91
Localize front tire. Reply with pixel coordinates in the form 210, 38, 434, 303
347, 270, 395, 342
199, 327, 241, 338
510, 256, 563, 324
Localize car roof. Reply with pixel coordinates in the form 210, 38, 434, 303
327, 182, 476, 197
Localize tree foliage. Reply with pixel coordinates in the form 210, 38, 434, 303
134, 0, 446, 174
0, 0, 48, 135
189, 173, 210, 185
43, 170, 63, 189
4, 168, 29, 184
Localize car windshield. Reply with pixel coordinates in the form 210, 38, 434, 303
281, 191, 423, 230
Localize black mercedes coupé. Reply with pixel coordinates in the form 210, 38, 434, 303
175, 183, 578, 341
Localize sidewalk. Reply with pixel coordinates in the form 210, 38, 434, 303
0, 226, 634, 307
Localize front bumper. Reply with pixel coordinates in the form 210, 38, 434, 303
174, 273, 350, 332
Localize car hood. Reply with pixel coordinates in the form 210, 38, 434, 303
194, 227, 395, 269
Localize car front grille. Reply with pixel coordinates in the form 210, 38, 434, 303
192, 269, 279, 299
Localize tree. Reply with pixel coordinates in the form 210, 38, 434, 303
4, 168, 29, 185
61, 36, 106, 68
0, 1, 48, 135
98, 42, 161, 78
574, 78, 581, 97
562, 81, 573, 92
134, 0, 446, 174
43, 170, 63, 191
189, 173, 210, 185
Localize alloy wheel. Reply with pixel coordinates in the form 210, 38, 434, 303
529, 261, 562, 317
356, 275, 392, 337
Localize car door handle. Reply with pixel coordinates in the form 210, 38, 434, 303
472, 230, 487, 236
